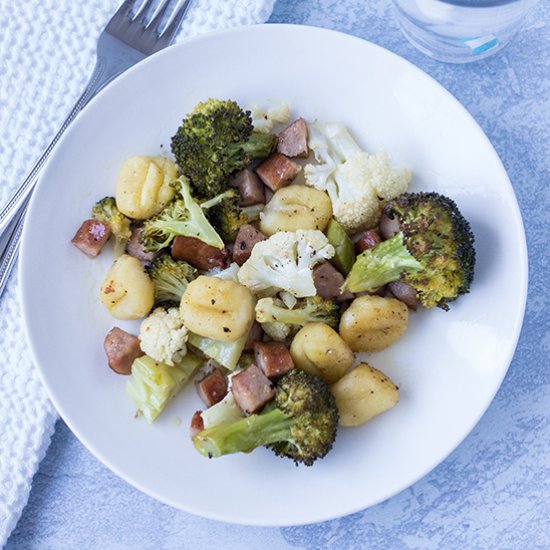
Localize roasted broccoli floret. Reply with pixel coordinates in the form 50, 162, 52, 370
203, 190, 263, 243
343, 233, 421, 293
344, 192, 475, 310
146, 255, 197, 305
255, 296, 340, 329
92, 196, 132, 257
193, 369, 338, 466
171, 98, 277, 200
140, 177, 224, 252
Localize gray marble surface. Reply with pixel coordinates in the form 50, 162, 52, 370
6, 1, 550, 548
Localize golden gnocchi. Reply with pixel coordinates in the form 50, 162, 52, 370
339, 295, 408, 352
331, 363, 399, 426
290, 322, 354, 384
100, 254, 154, 319
115, 155, 178, 219
180, 276, 255, 342
259, 185, 332, 236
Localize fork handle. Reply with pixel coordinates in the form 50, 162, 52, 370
0, 198, 28, 297
0, 55, 121, 238
0, 45, 144, 294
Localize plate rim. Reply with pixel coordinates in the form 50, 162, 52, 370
19, 23, 529, 526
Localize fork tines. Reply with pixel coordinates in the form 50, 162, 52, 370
107, 0, 192, 50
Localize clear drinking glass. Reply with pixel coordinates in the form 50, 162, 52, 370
391, 0, 538, 63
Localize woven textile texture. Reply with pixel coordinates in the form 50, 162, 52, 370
0, 0, 275, 544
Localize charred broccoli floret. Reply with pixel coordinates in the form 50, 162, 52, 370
202, 190, 263, 243
344, 192, 475, 310
140, 177, 224, 252
192, 369, 338, 466
343, 233, 421, 292
146, 254, 197, 305
92, 196, 132, 257
255, 296, 340, 329
171, 98, 277, 200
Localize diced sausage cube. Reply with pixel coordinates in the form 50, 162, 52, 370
277, 118, 308, 158
232, 224, 266, 266
234, 169, 266, 206
231, 365, 275, 415
171, 236, 229, 270
254, 342, 294, 379
196, 369, 228, 407
71, 219, 111, 258
255, 153, 302, 192
103, 327, 143, 375
313, 262, 354, 302
355, 229, 382, 253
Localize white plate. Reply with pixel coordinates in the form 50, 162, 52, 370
20, 24, 527, 526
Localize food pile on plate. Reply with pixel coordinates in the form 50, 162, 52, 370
71, 99, 475, 466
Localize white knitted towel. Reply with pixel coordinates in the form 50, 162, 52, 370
0, 0, 275, 544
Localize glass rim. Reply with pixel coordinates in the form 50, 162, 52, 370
436, 0, 527, 6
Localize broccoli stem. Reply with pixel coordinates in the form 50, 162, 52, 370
193, 408, 294, 458
258, 302, 311, 326
343, 233, 422, 293
227, 132, 277, 162
255, 296, 339, 329
200, 190, 237, 210
200, 393, 244, 430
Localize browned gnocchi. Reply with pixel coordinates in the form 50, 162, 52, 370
331, 363, 399, 426
115, 155, 178, 219
339, 295, 409, 352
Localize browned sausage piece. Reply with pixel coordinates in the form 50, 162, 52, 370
277, 118, 309, 158
71, 219, 111, 258
126, 226, 158, 261
196, 369, 228, 407
255, 153, 302, 192
234, 169, 266, 206
171, 236, 229, 270
355, 229, 382, 253
254, 341, 294, 379
244, 321, 263, 351
231, 364, 275, 415
232, 224, 266, 266
189, 410, 204, 437
387, 281, 420, 311
104, 327, 143, 375
313, 262, 354, 302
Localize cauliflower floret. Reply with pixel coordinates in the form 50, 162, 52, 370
304, 122, 412, 233
360, 152, 411, 200
248, 102, 291, 133
237, 230, 335, 297
139, 307, 188, 366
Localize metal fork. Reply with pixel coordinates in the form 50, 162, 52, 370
0, 0, 192, 296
